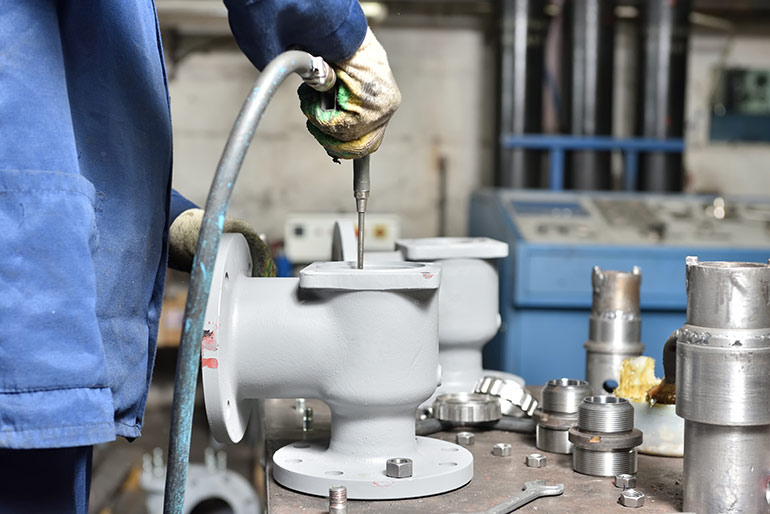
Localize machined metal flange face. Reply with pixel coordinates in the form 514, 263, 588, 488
568, 427, 643, 452
273, 436, 473, 499
433, 392, 502, 425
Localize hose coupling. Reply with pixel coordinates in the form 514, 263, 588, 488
302, 56, 337, 92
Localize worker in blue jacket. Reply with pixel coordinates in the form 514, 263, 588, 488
0, 1, 400, 512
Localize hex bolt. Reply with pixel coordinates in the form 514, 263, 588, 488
525, 453, 547, 468
302, 406, 314, 432
152, 447, 164, 478
329, 485, 348, 513
619, 488, 645, 508
614, 473, 637, 489
385, 457, 413, 478
216, 450, 227, 471
492, 443, 512, 457
456, 432, 475, 445
204, 447, 217, 473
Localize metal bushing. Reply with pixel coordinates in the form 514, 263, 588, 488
584, 266, 644, 395
677, 258, 770, 513
433, 393, 501, 426
569, 396, 643, 477
533, 378, 593, 454
474, 376, 538, 417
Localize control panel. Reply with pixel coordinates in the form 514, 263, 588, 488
504, 191, 770, 248
469, 189, 770, 384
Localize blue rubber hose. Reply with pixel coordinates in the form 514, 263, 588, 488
163, 51, 335, 514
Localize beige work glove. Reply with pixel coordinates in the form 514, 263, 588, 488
168, 209, 276, 277
298, 28, 401, 160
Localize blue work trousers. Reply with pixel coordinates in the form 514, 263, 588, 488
0, 446, 92, 513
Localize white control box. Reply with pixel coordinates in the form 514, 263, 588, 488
284, 213, 401, 263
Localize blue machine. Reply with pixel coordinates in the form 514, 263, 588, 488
469, 189, 770, 384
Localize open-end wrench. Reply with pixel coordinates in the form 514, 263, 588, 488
453, 480, 565, 514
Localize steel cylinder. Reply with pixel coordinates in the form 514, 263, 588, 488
584, 266, 644, 394
677, 257, 770, 513
534, 378, 593, 454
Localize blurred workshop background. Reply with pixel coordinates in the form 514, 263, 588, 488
91, 1, 770, 512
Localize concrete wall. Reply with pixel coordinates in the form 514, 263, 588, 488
685, 24, 770, 195
169, 26, 495, 241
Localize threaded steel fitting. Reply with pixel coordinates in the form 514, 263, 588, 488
329, 485, 347, 513
569, 396, 643, 477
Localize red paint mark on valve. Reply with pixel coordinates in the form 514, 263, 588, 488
422, 272, 434, 279
202, 358, 219, 369
201, 328, 218, 351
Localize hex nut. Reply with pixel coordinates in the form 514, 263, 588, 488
385, 457, 413, 478
525, 453, 547, 468
618, 488, 645, 508
614, 473, 637, 489
492, 443, 512, 457
456, 432, 475, 445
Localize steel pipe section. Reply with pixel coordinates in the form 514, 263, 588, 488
561, 0, 615, 190
635, 0, 690, 192
498, 0, 548, 188
584, 266, 644, 395
677, 257, 770, 513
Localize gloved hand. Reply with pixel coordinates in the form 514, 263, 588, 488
168, 208, 276, 277
298, 28, 401, 160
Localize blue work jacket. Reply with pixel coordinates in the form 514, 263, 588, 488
0, 0, 366, 449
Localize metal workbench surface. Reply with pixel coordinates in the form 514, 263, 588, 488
264, 400, 683, 514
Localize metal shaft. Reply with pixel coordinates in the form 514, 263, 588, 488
677, 257, 770, 513
353, 156, 370, 270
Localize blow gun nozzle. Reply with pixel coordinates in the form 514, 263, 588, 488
353, 157, 370, 270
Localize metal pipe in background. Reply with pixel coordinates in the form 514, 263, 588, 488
584, 266, 644, 395
635, 0, 690, 192
561, 0, 615, 190
676, 257, 770, 513
163, 51, 335, 514
497, 0, 548, 188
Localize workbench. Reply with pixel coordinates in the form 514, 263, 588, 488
264, 399, 683, 513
